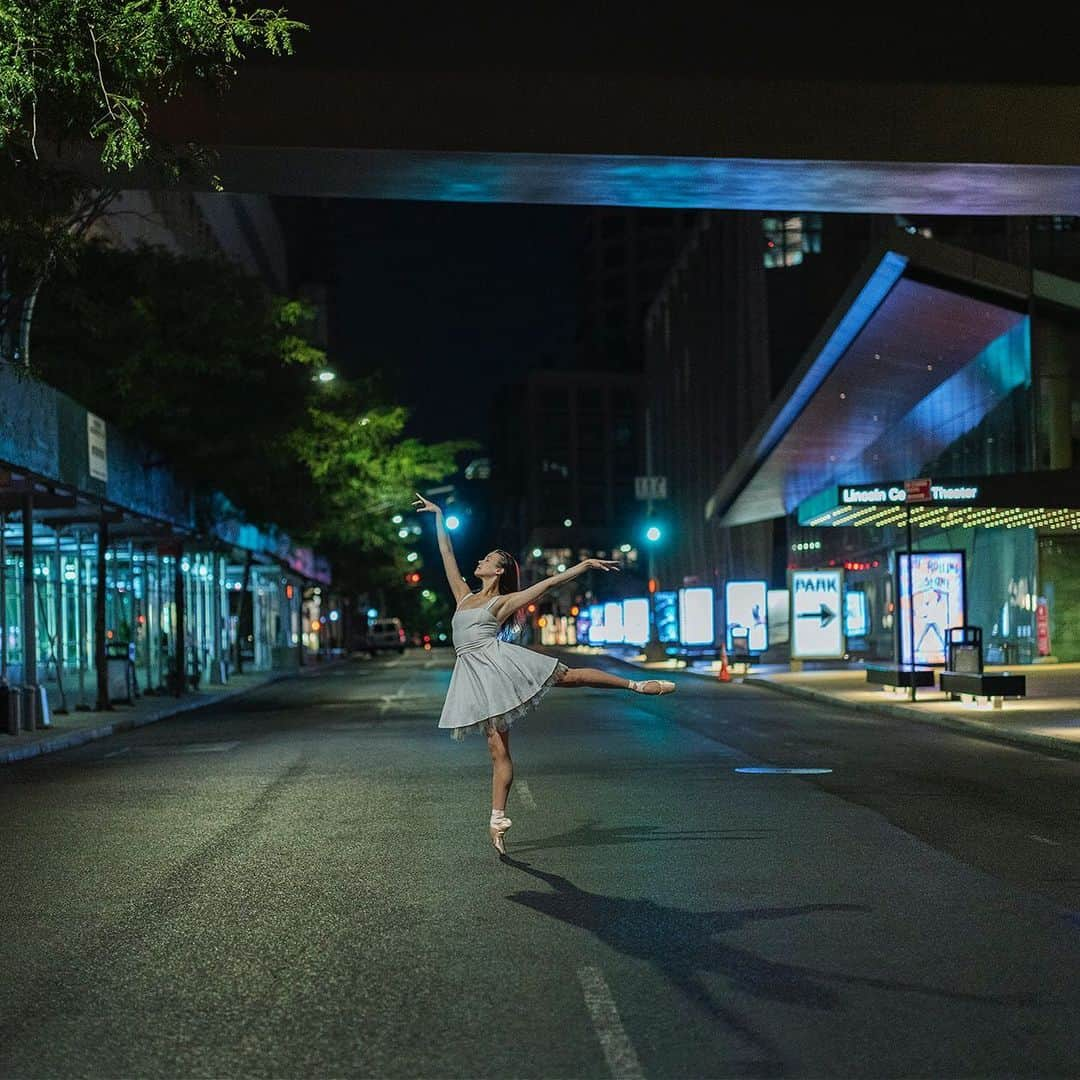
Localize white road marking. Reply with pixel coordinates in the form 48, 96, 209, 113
378, 687, 407, 714
181, 741, 240, 754
384, 659, 401, 668
577, 965, 645, 1080
1028, 834, 1060, 846
104, 748, 130, 759
516, 780, 536, 809
424, 660, 437, 668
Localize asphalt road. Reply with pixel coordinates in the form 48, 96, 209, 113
2, 648, 1080, 1079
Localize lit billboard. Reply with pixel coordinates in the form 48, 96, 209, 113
622, 598, 650, 646
604, 601, 625, 645
653, 591, 679, 644
897, 552, 965, 666
725, 579, 768, 652
790, 569, 845, 659
678, 587, 715, 646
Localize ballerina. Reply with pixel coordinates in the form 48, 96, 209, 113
413, 492, 675, 854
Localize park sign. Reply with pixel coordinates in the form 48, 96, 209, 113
790, 569, 845, 659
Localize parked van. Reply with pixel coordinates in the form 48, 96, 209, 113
365, 617, 406, 656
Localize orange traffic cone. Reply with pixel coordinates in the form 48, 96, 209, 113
718, 641, 732, 683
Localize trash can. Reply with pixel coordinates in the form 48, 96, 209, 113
106, 642, 134, 704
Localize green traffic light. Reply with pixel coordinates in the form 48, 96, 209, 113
645, 525, 662, 543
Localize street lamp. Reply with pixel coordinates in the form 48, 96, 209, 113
313, 370, 336, 383
642, 516, 668, 661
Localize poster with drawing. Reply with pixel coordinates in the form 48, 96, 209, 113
897, 552, 965, 666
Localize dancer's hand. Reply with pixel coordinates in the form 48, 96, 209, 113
413, 492, 441, 515
580, 558, 620, 573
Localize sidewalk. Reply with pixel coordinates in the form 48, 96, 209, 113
596, 646, 1080, 760
0, 658, 348, 765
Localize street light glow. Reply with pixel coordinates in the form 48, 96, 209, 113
406, 551, 419, 562
391, 514, 403, 524
316, 370, 336, 382
532, 547, 543, 558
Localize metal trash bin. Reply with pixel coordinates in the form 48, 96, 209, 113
106, 642, 134, 704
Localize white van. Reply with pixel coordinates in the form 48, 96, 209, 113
366, 617, 406, 656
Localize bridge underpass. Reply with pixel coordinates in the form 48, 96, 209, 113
151, 68, 1080, 212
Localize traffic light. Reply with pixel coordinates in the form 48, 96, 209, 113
404, 571, 421, 585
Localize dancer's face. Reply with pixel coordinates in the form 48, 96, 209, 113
475, 551, 505, 581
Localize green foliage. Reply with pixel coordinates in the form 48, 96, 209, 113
32, 241, 475, 595
0, 1, 305, 171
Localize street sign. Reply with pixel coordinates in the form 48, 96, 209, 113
634, 475, 668, 500
903, 477, 933, 504
790, 569, 845, 659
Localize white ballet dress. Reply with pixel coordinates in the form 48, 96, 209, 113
439, 595, 568, 740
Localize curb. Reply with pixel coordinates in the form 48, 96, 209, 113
0, 658, 348, 765
742, 674, 1080, 762
587, 647, 1080, 762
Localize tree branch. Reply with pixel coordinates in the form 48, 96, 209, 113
88, 23, 117, 121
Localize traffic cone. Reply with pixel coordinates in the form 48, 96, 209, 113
718, 641, 732, 683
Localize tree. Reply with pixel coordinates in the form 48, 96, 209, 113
0, 1, 306, 366
33, 240, 477, 601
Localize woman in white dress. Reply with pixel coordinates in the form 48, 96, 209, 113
414, 492, 675, 854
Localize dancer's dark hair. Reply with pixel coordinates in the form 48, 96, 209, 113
494, 549, 526, 640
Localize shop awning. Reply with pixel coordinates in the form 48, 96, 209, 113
798, 470, 1080, 531
706, 231, 1038, 527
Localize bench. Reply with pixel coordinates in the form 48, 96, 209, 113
865, 663, 935, 689
938, 671, 1026, 708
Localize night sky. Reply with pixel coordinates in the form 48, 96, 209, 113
274, 197, 588, 447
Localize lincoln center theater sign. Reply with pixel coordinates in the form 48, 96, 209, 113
840, 482, 980, 505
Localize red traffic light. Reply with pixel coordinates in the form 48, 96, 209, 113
404, 571, 421, 584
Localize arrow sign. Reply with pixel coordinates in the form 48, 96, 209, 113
797, 602, 836, 628
790, 569, 846, 659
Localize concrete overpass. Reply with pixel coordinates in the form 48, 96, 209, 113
154, 65, 1080, 214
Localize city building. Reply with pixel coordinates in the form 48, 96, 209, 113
707, 227, 1080, 663
1, 192, 333, 735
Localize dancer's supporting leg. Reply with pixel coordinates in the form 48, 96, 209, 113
486, 726, 514, 854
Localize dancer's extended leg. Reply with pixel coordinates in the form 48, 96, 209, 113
555, 668, 676, 694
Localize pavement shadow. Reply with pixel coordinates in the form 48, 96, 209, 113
507, 819, 775, 854
500, 855, 1033, 1065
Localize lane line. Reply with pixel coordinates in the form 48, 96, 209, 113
181, 741, 241, 754
577, 965, 645, 1080
516, 780, 536, 809
1029, 834, 1060, 845
104, 748, 130, 759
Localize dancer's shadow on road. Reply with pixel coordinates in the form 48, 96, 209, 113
500, 855, 1034, 1069
507, 819, 774, 855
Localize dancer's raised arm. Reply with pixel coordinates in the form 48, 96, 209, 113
490, 558, 619, 623
413, 492, 471, 604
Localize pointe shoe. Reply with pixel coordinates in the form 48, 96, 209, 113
489, 817, 512, 855
629, 679, 676, 695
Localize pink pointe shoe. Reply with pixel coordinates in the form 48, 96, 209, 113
629, 679, 676, 695
489, 816, 512, 855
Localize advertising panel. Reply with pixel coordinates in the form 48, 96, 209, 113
790, 569, 845, 659
653, 591, 679, 644
897, 552, 965, 666
725, 580, 768, 652
678, 587, 715, 646
845, 590, 869, 637
622, 598, 650, 646
587, 603, 606, 644
603, 601, 625, 645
